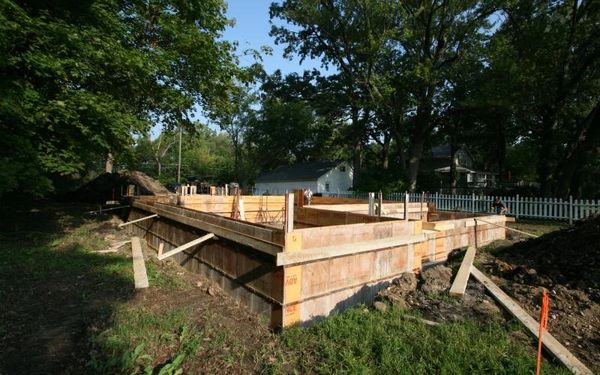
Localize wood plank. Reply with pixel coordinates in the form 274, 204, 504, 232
473, 218, 538, 238
470, 266, 593, 375
118, 214, 158, 227
131, 237, 149, 289
449, 246, 476, 297
157, 233, 215, 260
277, 234, 426, 266
133, 201, 282, 255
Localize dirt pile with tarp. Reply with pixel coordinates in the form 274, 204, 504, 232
71, 170, 169, 203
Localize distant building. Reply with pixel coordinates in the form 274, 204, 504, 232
420, 144, 497, 190
254, 160, 353, 195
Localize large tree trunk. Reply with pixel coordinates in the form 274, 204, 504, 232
450, 143, 457, 194
496, 120, 506, 183
381, 132, 390, 170
538, 111, 558, 196
555, 104, 600, 197
352, 140, 362, 188
407, 133, 426, 192
105, 152, 114, 173
407, 94, 432, 192
350, 107, 363, 189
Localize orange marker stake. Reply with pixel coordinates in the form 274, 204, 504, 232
536, 289, 550, 375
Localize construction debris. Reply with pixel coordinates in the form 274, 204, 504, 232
470, 266, 593, 375
71, 170, 169, 203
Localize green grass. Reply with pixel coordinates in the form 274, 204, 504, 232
88, 306, 245, 374
263, 306, 570, 375
508, 219, 569, 237
0, 218, 130, 280
88, 307, 202, 374
146, 261, 188, 290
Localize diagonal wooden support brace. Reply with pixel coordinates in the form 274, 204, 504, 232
449, 246, 476, 297
118, 214, 158, 228
157, 233, 215, 260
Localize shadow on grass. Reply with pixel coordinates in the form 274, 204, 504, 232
0, 199, 135, 374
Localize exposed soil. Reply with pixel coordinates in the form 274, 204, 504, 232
129, 256, 275, 374
70, 170, 169, 203
0, 204, 274, 374
378, 216, 600, 373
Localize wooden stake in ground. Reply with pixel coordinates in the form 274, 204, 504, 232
470, 266, 592, 375
449, 246, 476, 297
131, 237, 149, 289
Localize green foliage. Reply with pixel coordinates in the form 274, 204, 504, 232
0, 0, 239, 196
267, 0, 600, 196
128, 125, 235, 185
88, 307, 202, 374
246, 98, 337, 173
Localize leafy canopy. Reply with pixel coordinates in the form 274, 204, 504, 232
0, 0, 239, 195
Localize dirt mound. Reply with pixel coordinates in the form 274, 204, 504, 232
420, 265, 453, 294
71, 171, 169, 203
127, 170, 169, 195
496, 215, 600, 290
378, 265, 503, 324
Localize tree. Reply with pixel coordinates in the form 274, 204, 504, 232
0, 0, 239, 196
270, 0, 498, 191
498, 0, 600, 196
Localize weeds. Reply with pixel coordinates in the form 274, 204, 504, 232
263, 306, 571, 374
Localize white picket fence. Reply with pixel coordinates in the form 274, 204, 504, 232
322, 192, 600, 223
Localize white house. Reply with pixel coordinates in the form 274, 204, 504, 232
254, 160, 353, 195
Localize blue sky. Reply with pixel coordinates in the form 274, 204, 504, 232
223, 0, 324, 75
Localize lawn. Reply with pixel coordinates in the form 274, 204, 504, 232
0, 201, 573, 374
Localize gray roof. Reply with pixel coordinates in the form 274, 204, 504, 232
256, 160, 344, 183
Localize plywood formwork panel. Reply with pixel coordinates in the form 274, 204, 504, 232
131, 201, 507, 328
294, 220, 419, 250
129, 207, 284, 305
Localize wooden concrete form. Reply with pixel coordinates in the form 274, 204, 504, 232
294, 206, 394, 227
307, 203, 428, 220
420, 215, 506, 263
178, 194, 286, 223
128, 206, 284, 325
133, 200, 284, 255
128, 197, 507, 328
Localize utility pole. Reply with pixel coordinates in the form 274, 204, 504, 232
177, 125, 182, 184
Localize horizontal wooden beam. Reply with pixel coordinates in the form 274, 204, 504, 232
118, 214, 158, 227
158, 233, 215, 260
449, 246, 476, 297
470, 266, 592, 375
131, 237, 149, 289
276, 234, 426, 266
132, 201, 283, 256
88, 205, 130, 214
475, 218, 539, 238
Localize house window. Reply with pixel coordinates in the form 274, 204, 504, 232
339, 165, 346, 172
325, 183, 330, 192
